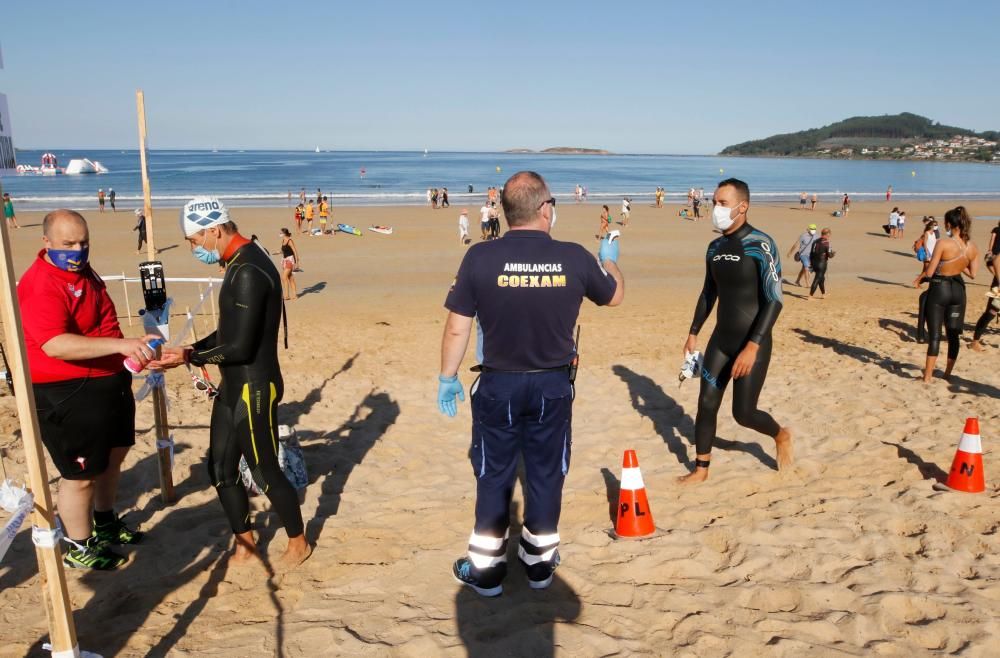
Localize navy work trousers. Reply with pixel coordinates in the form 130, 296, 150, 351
466, 370, 572, 568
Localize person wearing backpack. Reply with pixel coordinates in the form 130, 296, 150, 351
808, 228, 834, 299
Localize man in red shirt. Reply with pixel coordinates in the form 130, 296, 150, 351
18, 209, 158, 570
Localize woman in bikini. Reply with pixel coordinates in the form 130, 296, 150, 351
598, 205, 611, 240
912, 207, 979, 382
279, 228, 301, 300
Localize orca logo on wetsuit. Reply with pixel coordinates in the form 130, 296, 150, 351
760, 241, 780, 283
712, 254, 741, 262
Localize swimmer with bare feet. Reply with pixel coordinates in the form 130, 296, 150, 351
679, 179, 793, 485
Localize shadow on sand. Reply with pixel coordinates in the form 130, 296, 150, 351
297, 281, 327, 297
881, 441, 948, 483
301, 389, 400, 545
793, 327, 999, 398
455, 501, 582, 658
612, 365, 778, 471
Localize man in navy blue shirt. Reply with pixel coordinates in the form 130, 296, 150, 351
439, 171, 624, 596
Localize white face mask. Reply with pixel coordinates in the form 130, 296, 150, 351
712, 203, 738, 231
549, 208, 557, 229
808, 229, 816, 235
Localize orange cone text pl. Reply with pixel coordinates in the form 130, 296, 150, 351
614, 449, 656, 538
943, 417, 985, 493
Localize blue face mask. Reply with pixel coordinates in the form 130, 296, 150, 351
48, 247, 89, 272
191, 232, 221, 264
192, 245, 220, 264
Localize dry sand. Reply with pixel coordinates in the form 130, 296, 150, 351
0, 199, 998, 657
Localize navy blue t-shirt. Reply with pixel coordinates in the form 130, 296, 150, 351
445, 230, 617, 370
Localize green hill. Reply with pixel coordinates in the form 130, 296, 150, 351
720, 113, 999, 161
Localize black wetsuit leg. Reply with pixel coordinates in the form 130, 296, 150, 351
977, 274, 1000, 340
208, 378, 303, 537
924, 276, 966, 359
810, 262, 827, 296
694, 335, 780, 455
694, 335, 729, 456
973, 304, 996, 340
731, 336, 780, 437
917, 290, 928, 342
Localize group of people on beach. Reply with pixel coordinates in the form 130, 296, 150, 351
787, 222, 835, 299
293, 195, 333, 236
97, 188, 116, 212
427, 187, 450, 208
798, 192, 819, 210
9, 175, 996, 608
887, 207, 908, 238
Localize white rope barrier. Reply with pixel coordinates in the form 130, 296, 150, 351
0, 480, 33, 562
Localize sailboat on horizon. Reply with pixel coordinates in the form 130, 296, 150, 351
314, 146, 320, 153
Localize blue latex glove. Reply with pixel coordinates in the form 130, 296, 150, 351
598, 235, 620, 264
437, 375, 465, 417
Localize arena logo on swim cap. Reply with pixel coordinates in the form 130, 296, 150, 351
186, 210, 224, 227
188, 200, 222, 213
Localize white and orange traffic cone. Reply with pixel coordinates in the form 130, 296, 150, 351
613, 450, 656, 538
938, 417, 985, 494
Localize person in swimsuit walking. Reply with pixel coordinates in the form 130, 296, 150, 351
911, 207, 979, 383
681, 178, 793, 484
808, 228, 834, 299
598, 205, 611, 240
279, 228, 300, 300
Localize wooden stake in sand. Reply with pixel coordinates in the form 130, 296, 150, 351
137, 89, 175, 504
0, 182, 80, 655
137, 91, 156, 261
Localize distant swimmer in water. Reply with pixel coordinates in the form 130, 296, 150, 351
912, 206, 979, 382
681, 178, 792, 484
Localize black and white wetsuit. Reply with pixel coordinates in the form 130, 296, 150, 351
190, 239, 303, 537
688, 223, 783, 456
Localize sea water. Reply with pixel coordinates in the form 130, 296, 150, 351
5, 149, 1000, 211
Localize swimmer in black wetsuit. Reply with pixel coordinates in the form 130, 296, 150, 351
154, 196, 311, 568
911, 207, 979, 382
681, 179, 793, 485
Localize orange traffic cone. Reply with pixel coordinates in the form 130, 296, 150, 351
940, 417, 985, 493
614, 450, 656, 538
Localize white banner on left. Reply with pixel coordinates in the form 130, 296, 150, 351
0, 92, 16, 175
0, 480, 34, 563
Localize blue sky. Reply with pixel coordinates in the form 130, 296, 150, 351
3, 0, 998, 153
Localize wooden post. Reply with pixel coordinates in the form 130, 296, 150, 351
0, 183, 79, 654
122, 272, 132, 327
137, 90, 156, 260
136, 89, 175, 503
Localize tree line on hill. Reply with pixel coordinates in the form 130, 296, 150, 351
721, 113, 998, 160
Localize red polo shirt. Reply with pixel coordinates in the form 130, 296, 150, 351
17, 250, 125, 383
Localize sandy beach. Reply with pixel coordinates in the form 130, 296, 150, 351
0, 198, 997, 657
